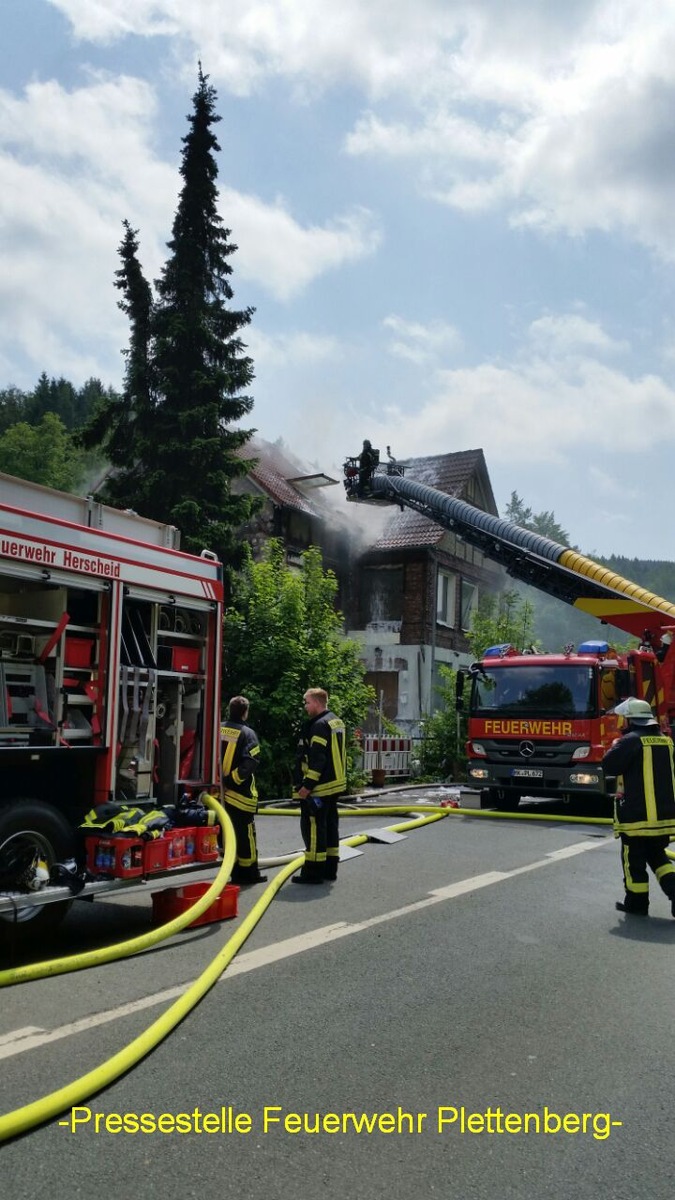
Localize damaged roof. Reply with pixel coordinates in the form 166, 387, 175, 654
368, 449, 497, 551
237, 438, 339, 517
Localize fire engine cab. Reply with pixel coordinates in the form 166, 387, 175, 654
462, 639, 669, 809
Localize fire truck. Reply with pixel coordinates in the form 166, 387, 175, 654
0, 472, 224, 938
344, 452, 675, 809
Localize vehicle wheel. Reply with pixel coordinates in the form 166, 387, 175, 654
0, 800, 75, 947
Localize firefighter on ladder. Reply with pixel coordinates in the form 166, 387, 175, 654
221, 696, 267, 886
602, 697, 675, 917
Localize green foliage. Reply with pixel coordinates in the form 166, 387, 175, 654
419, 665, 465, 781
504, 490, 572, 546
419, 591, 537, 781
466, 589, 536, 658
0, 412, 85, 490
81, 68, 258, 569
223, 541, 375, 798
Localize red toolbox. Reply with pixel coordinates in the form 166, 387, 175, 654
151, 883, 239, 928
195, 825, 220, 862
86, 835, 144, 878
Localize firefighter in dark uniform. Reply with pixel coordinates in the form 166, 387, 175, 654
602, 697, 675, 916
292, 687, 347, 885
221, 695, 267, 886
358, 440, 379, 492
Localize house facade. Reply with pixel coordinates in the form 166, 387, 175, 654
233, 439, 504, 735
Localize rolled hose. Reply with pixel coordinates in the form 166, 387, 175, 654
0, 805, 448, 1144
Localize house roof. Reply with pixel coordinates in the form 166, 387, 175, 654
368, 449, 497, 551
237, 438, 339, 517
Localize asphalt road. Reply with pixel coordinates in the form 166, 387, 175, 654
1, 790, 674, 1199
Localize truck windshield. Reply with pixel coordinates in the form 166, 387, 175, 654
470, 664, 596, 718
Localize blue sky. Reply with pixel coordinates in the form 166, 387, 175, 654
4, 1, 675, 560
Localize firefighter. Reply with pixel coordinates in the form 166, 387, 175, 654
358, 440, 379, 492
221, 696, 267, 886
602, 697, 675, 916
292, 687, 347, 885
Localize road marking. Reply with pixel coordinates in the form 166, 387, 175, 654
0, 837, 607, 1061
0, 1026, 44, 1047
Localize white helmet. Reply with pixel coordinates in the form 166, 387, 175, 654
614, 697, 657, 725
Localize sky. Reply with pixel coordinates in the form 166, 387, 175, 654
3, 1, 675, 562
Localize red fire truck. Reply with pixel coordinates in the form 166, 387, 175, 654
0, 472, 224, 938
344, 452, 675, 809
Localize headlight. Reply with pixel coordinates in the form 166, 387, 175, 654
572, 745, 590, 760
470, 742, 486, 758
569, 772, 600, 785
469, 767, 489, 780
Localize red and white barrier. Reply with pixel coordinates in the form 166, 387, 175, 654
359, 735, 412, 777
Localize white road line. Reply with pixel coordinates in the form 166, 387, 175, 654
0, 1026, 44, 1047
0, 837, 607, 1061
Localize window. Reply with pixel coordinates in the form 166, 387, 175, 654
361, 567, 404, 625
436, 571, 456, 627
460, 580, 478, 631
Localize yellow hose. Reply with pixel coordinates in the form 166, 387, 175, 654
259, 803, 613, 825
0, 807, 447, 1144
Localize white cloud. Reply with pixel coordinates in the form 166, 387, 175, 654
246, 328, 342, 367
222, 191, 382, 301
382, 314, 462, 365
0, 74, 381, 386
365, 330, 675, 468
48, 1, 675, 256
526, 313, 627, 357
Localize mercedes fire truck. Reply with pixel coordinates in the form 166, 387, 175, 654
344, 452, 675, 810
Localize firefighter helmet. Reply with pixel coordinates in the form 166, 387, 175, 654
613, 697, 657, 724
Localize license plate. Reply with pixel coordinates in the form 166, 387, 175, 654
511, 768, 544, 779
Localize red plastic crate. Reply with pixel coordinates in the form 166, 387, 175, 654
171, 646, 201, 674
85, 835, 144, 878
151, 883, 239, 928
162, 827, 198, 866
143, 837, 170, 875
65, 637, 95, 668
195, 825, 220, 862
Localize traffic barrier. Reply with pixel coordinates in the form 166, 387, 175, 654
359, 735, 412, 778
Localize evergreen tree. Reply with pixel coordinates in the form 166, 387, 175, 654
81, 221, 155, 509
0, 387, 28, 434
504, 490, 571, 545
83, 67, 258, 566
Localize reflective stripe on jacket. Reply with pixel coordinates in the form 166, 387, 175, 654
293, 709, 347, 799
221, 722, 260, 813
602, 730, 675, 836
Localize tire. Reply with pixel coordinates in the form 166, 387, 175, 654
0, 800, 76, 946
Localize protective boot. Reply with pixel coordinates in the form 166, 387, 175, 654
231, 864, 268, 886
292, 862, 325, 885
615, 897, 649, 916
323, 857, 339, 882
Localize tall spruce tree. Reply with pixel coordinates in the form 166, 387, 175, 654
82, 221, 156, 510
84, 67, 257, 565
